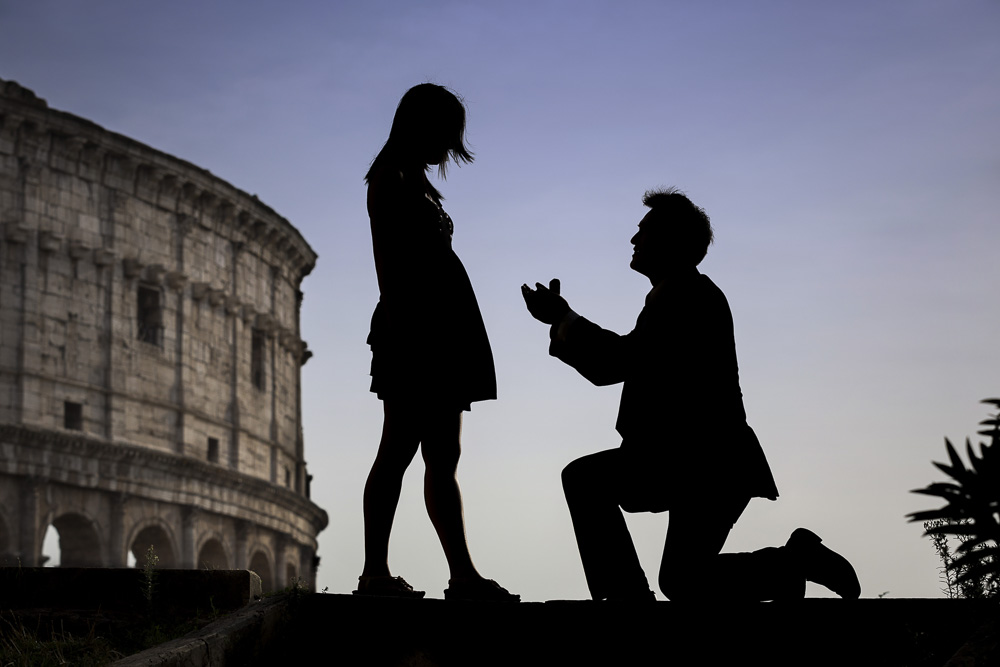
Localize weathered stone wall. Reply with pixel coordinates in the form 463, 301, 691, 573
0, 79, 326, 589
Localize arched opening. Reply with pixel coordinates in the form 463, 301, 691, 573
41, 524, 58, 566
286, 562, 298, 588
130, 525, 177, 569
46, 513, 102, 567
197, 538, 228, 570
249, 551, 273, 592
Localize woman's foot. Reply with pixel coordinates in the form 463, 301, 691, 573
353, 575, 426, 598
444, 577, 520, 602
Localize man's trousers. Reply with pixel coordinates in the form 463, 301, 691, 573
562, 448, 802, 601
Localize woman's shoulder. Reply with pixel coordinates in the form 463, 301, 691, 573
366, 164, 403, 218
369, 168, 439, 221
369, 162, 428, 201
367, 160, 405, 193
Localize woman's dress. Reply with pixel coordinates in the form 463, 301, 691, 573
367, 173, 496, 409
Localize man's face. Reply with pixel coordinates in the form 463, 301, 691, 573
630, 211, 671, 279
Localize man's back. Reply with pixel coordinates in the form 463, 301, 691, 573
551, 269, 776, 500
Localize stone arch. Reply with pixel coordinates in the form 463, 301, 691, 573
248, 550, 273, 593
128, 521, 178, 569
197, 536, 229, 570
49, 512, 103, 567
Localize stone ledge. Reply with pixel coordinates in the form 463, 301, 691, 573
0, 424, 328, 545
0, 567, 261, 613
112, 594, 290, 667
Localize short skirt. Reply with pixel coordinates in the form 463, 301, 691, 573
367, 298, 497, 412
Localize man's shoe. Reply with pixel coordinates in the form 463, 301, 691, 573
786, 528, 861, 599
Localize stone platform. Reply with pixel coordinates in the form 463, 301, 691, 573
2, 569, 996, 666
261, 594, 997, 667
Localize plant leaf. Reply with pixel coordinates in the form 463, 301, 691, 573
946, 438, 965, 471
911, 481, 962, 495
931, 461, 970, 483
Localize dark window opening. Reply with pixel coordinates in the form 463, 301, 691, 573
137, 284, 164, 347
284, 466, 291, 488
208, 437, 220, 463
251, 329, 266, 390
64, 401, 82, 430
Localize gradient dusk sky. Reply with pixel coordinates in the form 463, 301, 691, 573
3, 0, 999, 600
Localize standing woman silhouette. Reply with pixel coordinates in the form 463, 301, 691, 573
358, 84, 518, 601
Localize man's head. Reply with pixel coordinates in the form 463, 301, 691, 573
630, 187, 714, 281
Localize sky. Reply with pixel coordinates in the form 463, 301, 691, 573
4, 0, 999, 600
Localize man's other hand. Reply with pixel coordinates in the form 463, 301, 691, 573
521, 278, 569, 325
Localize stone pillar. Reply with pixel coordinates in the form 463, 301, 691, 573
172, 215, 193, 456
308, 550, 320, 591
107, 492, 127, 567
274, 534, 288, 589
100, 249, 115, 441
94, 186, 118, 441
17, 478, 40, 566
0, 222, 26, 427
15, 159, 41, 426
234, 519, 250, 570
268, 265, 278, 448
180, 506, 198, 569
229, 241, 244, 472
294, 288, 305, 496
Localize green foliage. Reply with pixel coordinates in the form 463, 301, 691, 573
909, 398, 1000, 599
264, 576, 309, 599
141, 544, 159, 604
923, 518, 993, 598
0, 613, 123, 666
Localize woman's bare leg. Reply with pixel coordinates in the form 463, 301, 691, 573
420, 409, 480, 581
361, 401, 421, 578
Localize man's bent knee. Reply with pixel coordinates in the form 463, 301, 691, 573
658, 569, 700, 602
561, 455, 595, 494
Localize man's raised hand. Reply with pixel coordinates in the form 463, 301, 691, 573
521, 278, 569, 325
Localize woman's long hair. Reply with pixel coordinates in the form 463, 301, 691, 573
365, 84, 474, 197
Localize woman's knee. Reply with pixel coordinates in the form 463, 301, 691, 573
370, 445, 417, 481
420, 425, 461, 471
371, 427, 420, 476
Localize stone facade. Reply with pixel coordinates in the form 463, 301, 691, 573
0, 79, 327, 591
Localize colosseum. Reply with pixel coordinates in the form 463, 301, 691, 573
0, 79, 327, 591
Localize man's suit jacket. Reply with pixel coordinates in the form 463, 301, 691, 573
550, 268, 778, 503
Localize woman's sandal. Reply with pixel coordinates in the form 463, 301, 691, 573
353, 575, 425, 598
444, 578, 520, 602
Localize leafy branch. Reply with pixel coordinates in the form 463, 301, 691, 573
908, 398, 1000, 599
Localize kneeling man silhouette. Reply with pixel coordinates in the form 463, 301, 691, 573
522, 188, 860, 601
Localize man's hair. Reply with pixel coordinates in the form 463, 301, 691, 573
642, 187, 714, 266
